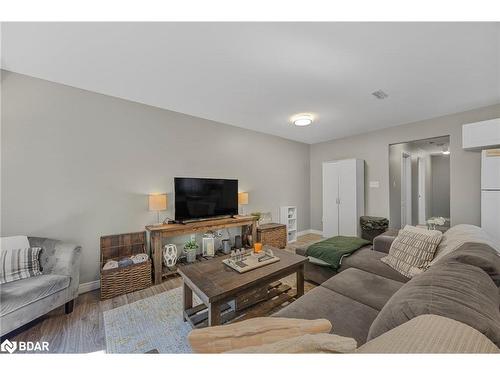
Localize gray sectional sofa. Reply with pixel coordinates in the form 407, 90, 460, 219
275, 225, 500, 348
0, 237, 81, 337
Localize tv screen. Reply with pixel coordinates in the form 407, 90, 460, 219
174, 177, 238, 222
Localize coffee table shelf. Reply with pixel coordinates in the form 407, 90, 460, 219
178, 247, 306, 327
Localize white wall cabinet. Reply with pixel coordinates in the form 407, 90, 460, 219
322, 159, 365, 238
463, 118, 500, 150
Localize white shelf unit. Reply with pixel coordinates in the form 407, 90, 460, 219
280, 206, 297, 243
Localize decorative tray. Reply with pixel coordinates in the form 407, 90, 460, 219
222, 249, 280, 273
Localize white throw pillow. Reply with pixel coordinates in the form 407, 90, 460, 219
381, 225, 442, 278
1, 235, 30, 251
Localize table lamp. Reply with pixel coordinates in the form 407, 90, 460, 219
238, 192, 249, 215
149, 193, 167, 224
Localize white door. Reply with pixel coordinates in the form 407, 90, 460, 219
481, 191, 500, 245
323, 162, 340, 237
417, 157, 426, 225
401, 152, 412, 228
338, 160, 357, 236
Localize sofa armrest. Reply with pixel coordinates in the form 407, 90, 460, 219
372, 229, 399, 254
29, 237, 82, 299
53, 241, 82, 299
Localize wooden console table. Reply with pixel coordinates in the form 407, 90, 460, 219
146, 216, 258, 284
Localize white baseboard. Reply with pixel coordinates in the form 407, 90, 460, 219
297, 229, 323, 237
78, 280, 100, 295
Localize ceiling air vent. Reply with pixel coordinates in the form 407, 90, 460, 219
372, 90, 389, 99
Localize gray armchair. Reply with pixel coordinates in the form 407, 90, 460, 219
0, 237, 81, 336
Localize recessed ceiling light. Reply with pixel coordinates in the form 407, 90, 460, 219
291, 114, 314, 127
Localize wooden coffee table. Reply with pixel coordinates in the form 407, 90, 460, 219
178, 248, 307, 327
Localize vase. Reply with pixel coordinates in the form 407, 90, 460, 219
185, 248, 197, 263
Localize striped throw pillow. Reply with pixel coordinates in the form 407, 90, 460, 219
0, 247, 43, 284
381, 226, 442, 278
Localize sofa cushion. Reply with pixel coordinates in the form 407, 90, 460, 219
381, 225, 442, 278
0, 274, 70, 316
367, 253, 500, 347
359, 315, 500, 353
431, 224, 499, 265
322, 268, 404, 311
340, 248, 410, 283
273, 285, 379, 345
436, 242, 500, 286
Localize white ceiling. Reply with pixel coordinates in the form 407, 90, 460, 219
2, 22, 499, 144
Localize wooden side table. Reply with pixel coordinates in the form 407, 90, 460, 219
257, 223, 287, 249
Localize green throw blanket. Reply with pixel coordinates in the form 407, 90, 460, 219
305, 236, 371, 270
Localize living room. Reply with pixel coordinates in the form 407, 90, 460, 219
1, 1, 500, 373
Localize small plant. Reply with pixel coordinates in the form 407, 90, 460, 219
183, 239, 199, 250
250, 212, 262, 221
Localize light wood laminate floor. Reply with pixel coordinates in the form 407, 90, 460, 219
6, 234, 322, 353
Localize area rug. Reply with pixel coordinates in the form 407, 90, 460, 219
103, 287, 202, 353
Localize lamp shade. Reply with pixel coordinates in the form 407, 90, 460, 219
149, 194, 167, 211
238, 192, 249, 205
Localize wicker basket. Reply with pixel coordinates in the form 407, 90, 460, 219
257, 223, 287, 249
100, 231, 152, 300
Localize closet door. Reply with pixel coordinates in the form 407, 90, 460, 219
338, 159, 358, 236
322, 162, 340, 238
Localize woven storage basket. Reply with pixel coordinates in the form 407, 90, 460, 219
100, 231, 152, 300
257, 223, 287, 249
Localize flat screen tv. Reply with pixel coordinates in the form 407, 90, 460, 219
174, 177, 238, 222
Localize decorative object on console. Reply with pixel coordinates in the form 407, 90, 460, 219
222, 238, 232, 254
258, 212, 273, 226
148, 193, 168, 224
163, 244, 178, 268
184, 239, 199, 263
202, 234, 215, 257
238, 192, 249, 215
234, 234, 242, 249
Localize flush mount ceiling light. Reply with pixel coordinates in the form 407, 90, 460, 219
291, 114, 314, 127
442, 145, 450, 155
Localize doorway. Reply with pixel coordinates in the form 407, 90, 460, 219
389, 135, 450, 229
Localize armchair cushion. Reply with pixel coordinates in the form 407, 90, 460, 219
0, 274, 70, 316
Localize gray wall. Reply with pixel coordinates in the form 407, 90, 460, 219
431, 154, 451, 218
1, 71, 310, 283
310, 103, 500, 231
